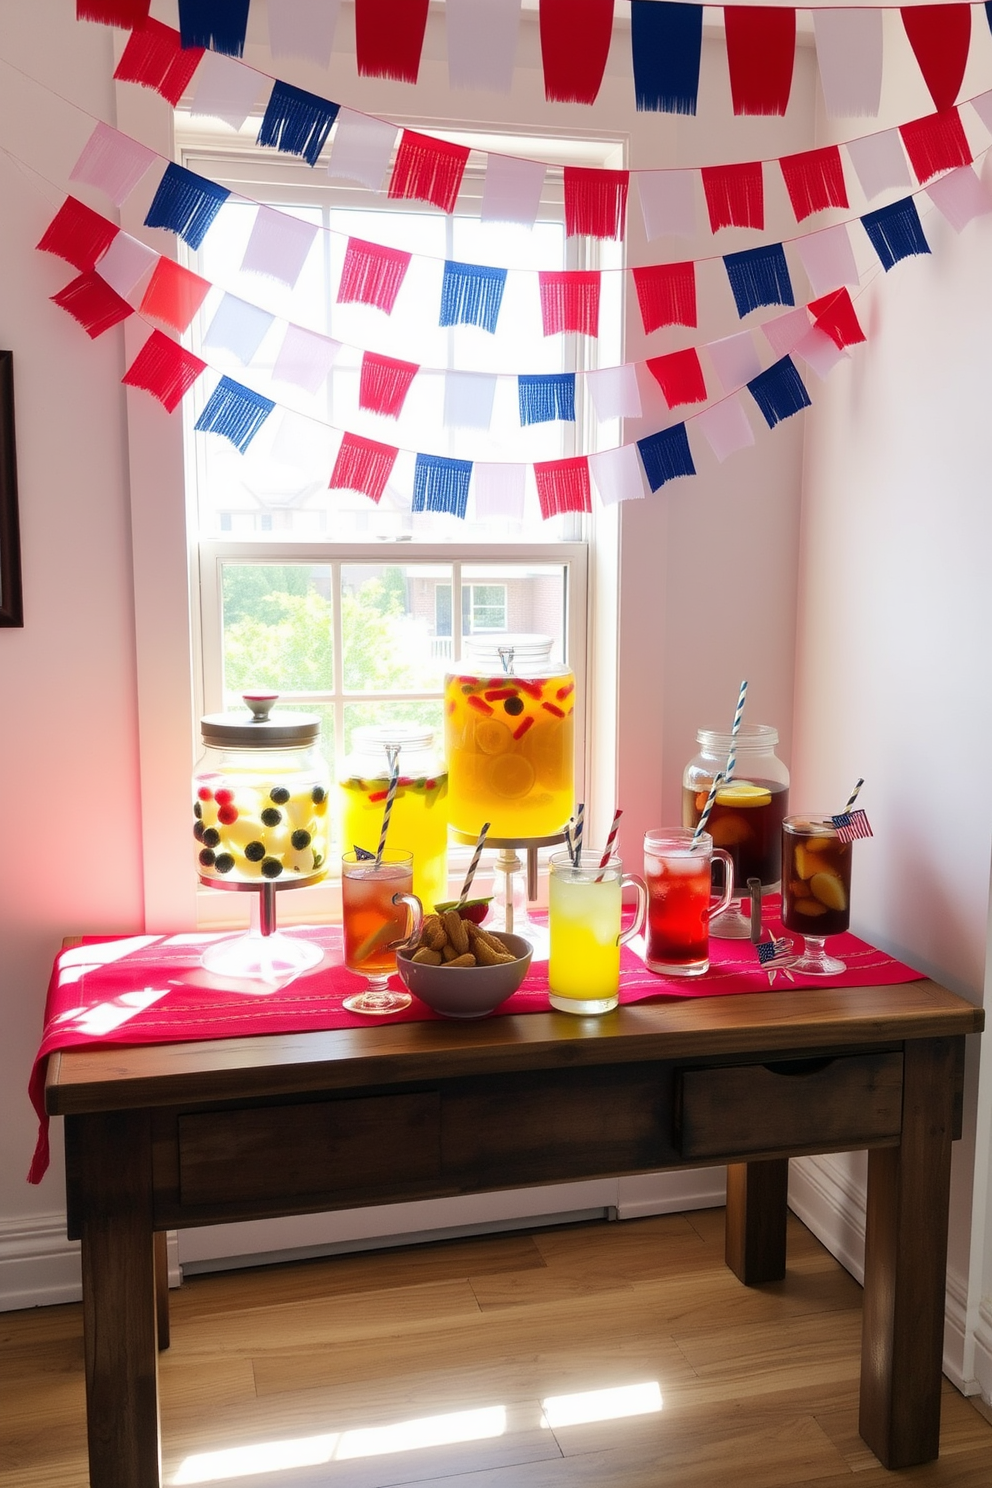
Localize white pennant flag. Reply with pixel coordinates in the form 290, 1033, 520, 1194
846, 131, 911, 203
813, 10, 883, 118
241, 206, 319, 287
97, 232, 157, 298
586, 364, 642, 422
762, 308, 812, 360
696, 398, 756, 463
795, 327, 849, 380
926, 167, 992, 234
269, 0, 341, 67
272, 325, 342, 394
636, 171, 696, 240
707, 332, 762, 395
794, 224, 860, 298
481, 155, 546, 226
444, 371, 498, 429
270, 409, 335, 471
203, 295, 275, 365
190, 50, 265, 131
327, 110, 397, 191
472, 463, 526, 519
589, 445, 646, 506
447, 0, 521, 94
69, 122, 156, 207
970, 91, 992, 137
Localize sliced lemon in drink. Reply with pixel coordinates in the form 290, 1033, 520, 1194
714, 781, 772, 808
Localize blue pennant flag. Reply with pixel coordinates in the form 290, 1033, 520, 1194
747, 356, 812, 430
413, 455, 473, 520
631, 2, 702, 115
518, 373, 575, 425
194, 376, 275, 452
178, 0, 250, 57
724, 244, 794, 319
861, 197, 931, 273
636, 423, 695, 492
144, 163, 229, 250
439, 261, 507, 334
258, 81, 340, 168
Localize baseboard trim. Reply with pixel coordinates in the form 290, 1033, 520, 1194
1, 1216, 179, 1312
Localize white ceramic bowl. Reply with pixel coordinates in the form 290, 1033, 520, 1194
396, 933, 533, 1019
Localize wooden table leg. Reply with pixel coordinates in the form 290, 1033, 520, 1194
71, 1110, 162, 1488
154, 1232, 171, 1351
725, 1158, 789, 1285
859, 1037, 957, 1469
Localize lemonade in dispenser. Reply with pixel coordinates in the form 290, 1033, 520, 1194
444, 634, 575, 840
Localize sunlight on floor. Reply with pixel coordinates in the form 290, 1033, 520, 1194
540, 1381, 663, 1428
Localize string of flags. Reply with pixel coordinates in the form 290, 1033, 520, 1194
37, 190, 874, 429
79, 2, 990, 126
88, 13, 992, 246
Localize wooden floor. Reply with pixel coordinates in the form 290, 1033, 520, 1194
4, 1208, 992, 1488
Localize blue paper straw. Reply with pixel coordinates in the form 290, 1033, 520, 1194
724, 679, 748, 784
692, 772, 725, 846
374, 744, 401, 867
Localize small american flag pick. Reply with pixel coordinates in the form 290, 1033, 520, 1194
832, 809, 873, 842
353, 845, 377, 860
756, 940, 778, 966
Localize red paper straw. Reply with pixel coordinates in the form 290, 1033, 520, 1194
598, 808, 623, 868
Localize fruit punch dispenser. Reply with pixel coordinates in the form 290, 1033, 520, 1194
192, 693, 331, 980
445, 633, 575, 840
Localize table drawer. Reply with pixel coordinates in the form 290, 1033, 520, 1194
178, 1091, 440, 1207
677, 1051, 903, 1160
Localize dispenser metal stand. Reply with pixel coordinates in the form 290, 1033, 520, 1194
451, 830, 565, 958
198, 870, 326, 985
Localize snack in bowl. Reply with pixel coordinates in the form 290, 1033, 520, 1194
396, 923, 533, 1019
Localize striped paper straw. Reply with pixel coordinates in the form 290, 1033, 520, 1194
458, 822, 490, 904
598, 808, 623, 868
571, 802, 585, 865
724, 678, 748, 784
692, 772, 725, 845
374, 745, 401, 866
842, 778, 865, 813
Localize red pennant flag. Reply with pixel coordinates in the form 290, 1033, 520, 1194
355, 0, 430, 84
329, 433, 399, 503
77, 0, 151, 26
902, 4, 971, 113
534, 456, 592, 519
37, 196, 118, 272
563, 167, 629, 240
539, 0, 615, 105
114, 19, 204, 107
337, 239, 411, 313
808, 289, 866, 350
724, 6, 796, 117
388, 131, 470, 214
138, 259, 211, 333
701, 162, 764, 232
645, 348, 707, 409
51, 271, 133, 338
538, 272, 601, 337
899, 110, 972, 185
779, 146, 849, 222
122, 330, 207, 412
359, 353, 419, 418
632, 263, 697, 335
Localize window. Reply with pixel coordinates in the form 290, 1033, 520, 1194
171, 114, 622, 916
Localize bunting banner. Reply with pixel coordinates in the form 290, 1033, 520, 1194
202, 294, 274, 364
481, 155, 546, 227
586, 364, 642, 422
443, 371, 498, 430
143, 163, 230, 250
779, 146, 849, 223
563, 167, 629, 241
97, 232, 157, 298
122, 330, 207, 412
358, 353, 419, 418
538, 272, 600, 338
388, 132, 470, 213
77, 0, 150, 25
794, 225, 859, 298
860, 198, 932, 271
708, 331, 763, 395
446, 0, 521, 95
257, 82, 340, 167
808, 289, 866, 351
701, 162, 764, 233
645, 348, 708, 410
632, 262, 697, 335
327, 110, 396, 191
539, 0, 614, 106
636, 170, 696, 240
589, 444, 646, 506
191, 50, 265, 130
811, 9, 883, 119
272, 325, 342, 393
51, 270, 133, 338
329, 432, 398, 502
113, 19, 203, 107
696, 397, 755, 463
899, 110, 973, 185
413, 454, 473, 519
240, 206, 319, 287
138, 258, 211, 333
268, 0, 341, 67
724, 245, 795, 319
69, 123, 156, 207
846, 130, 913, 202
927, 165, 992, 233
37, 196, 118, 271
637, 423, 695, 492
630, 1, 702, 116
178, 0, 249, 58
534, 456, 593, 518
902, 4, 971, 114
439, 262, 507, 334
518, 373, 575, 426
473, 463, 526, 519
747, 356, 812, 429
355, 0, 430, 85
194, 375, 275, 451
724, 6, 796, 118
337, 238, 411, 314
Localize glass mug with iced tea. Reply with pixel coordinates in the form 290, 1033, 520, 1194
780, 817, 852, 975
341, 849, 423, 1015
548, 851, 647, 1016
643, 829, 736, 976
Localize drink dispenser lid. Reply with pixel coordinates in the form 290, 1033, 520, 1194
200, 693, 321, 748
463, 633, 554, 669
352, 723, 435, 752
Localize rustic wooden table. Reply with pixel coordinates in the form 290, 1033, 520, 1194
45, 977, 983, 1488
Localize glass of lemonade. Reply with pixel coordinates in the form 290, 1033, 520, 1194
643, 829, 736, 976
341, 849, 422, 1015
548, 851, 647, 1016
780, 817, 852, 975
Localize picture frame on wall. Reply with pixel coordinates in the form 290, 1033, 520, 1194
0, 350, 23, 628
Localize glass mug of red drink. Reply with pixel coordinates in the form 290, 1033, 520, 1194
780, 817, 852, 975
341, 849, 423, 1015
643, 829, 736, 976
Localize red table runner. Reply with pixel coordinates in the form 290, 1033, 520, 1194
28, 903, 920, 1183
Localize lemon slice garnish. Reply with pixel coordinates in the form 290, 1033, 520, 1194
714, 781, 772, 808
